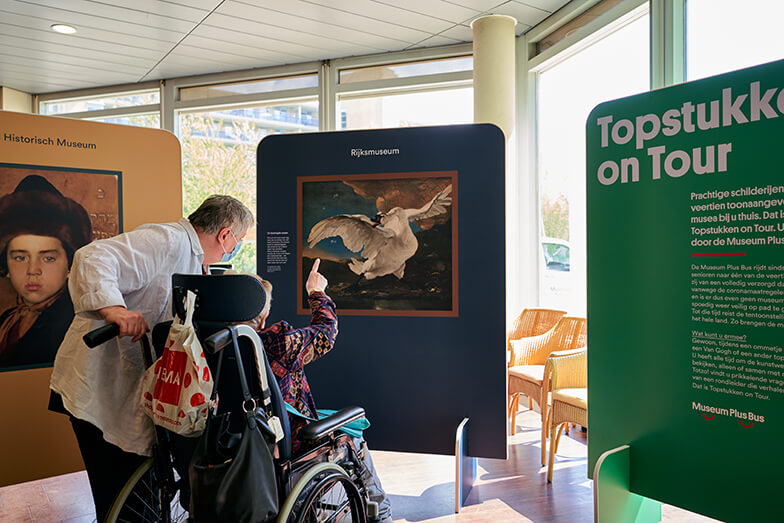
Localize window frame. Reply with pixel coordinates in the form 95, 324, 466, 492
530, 2, 651, 314
37, 83, 162, 124
330, 44, 473, 131
36, 43, 474, 132
517, 0, 658, 312
33, 0, 703, 312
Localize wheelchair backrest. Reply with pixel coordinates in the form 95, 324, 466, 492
172, 273, 266, 323
161, 274, 293, 460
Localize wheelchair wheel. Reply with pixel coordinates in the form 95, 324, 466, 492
296, 471, 364, 523
105, 458, 188, 523
278, 462, 366, 523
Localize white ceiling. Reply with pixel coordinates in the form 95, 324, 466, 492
0, 0, 570, 95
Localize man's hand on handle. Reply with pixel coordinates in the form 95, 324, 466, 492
306, 258, 328, 295
98, 305, 150, 342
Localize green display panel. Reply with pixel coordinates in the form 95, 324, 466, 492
594, 446, 660, 523
587, 59, 784, 522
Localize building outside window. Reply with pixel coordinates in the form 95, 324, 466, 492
337, 55, 473, 130
87, 113, 160, 127
686, 0, 784, 81
339, 87, 472, 129
39, 89, 161, 128
536, 11, 650, 314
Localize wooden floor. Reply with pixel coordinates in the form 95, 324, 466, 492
0, 409, 721, 523
372, 410, 720, 522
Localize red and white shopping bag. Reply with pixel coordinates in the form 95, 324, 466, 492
140, 290, 214, 436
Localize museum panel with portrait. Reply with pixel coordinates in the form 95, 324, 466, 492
0, 164, 121, 371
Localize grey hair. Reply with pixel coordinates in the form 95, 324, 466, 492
187, 195, 254, 234
258, 277, 273, 319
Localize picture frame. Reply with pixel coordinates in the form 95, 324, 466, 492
297, 171, 458, 316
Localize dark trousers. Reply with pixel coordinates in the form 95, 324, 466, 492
69, 416, 147, 523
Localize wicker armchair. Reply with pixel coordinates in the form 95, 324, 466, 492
543, 347, 587, 482
506, 308, 566, 409
507, 316, 586, 464
506, 308, 567, 355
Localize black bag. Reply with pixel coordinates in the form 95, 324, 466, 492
189, 328, 279, 522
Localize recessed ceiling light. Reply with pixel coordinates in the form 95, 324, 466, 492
51, 24, 77, 34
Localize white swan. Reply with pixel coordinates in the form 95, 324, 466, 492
307, 184, 452, 280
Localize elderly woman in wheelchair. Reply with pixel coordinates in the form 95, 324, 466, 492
103, 265, 391, 522
244, 261, 391, 521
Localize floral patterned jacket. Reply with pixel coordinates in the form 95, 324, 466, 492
256, 291, 337, 446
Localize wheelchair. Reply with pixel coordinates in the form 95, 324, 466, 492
87, 273, 375, 522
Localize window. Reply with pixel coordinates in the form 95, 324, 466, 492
339, 56, 473, 84
87, 113, 161, 128
339, 87, 472, 130
536, 11, 650, 314
39, 89, 161, 128
38, 88, 161, 128
35, 49, 473, 271
40, 90, 159, 114
178, 101, 319, 273
686, 0, 784, 81
336, 54, 473, 130
180, 74, 318, 101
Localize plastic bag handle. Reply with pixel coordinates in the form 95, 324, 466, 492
183, 290, 197, 326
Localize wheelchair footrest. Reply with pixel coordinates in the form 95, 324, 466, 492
300, 406, 365, 443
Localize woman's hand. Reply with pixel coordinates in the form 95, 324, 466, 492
305, 258, 328, 295
99, 305, 150, 342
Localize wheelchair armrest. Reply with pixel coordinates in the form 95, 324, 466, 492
300, 406, 365, 443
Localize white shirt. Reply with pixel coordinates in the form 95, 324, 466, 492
50, 218, 204, 456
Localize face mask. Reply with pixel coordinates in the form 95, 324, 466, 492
220, 230, 242, 263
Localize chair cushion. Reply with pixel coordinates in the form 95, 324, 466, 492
508, 365, 544, 384
553, 388, 587, 409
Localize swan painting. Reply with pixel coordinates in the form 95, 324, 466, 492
300, 176, 456, 314
307, 184, 452, 281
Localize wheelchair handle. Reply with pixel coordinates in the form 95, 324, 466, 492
204, 328, 233, 355
83, 323, 121, 348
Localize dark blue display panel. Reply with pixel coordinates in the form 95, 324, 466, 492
258, 125, 506, 458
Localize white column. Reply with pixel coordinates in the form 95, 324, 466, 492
472, 15, 516, 139
472, 15, 519, 325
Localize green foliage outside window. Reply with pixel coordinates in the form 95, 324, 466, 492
541, 193, 570, 240
180, 113, 265, 274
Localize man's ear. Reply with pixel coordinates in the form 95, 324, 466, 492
217, 227, 232, 242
